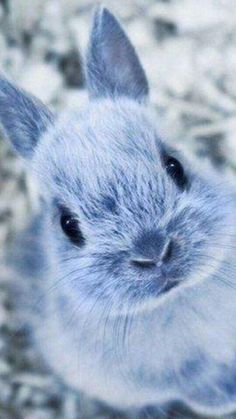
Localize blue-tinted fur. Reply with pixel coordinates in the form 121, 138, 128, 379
0, 77, 53, 157
1, 6, 236, 416
86, 7, 149, 101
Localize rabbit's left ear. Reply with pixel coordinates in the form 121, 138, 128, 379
86, 7, 149, 102
0, 77, 54, 158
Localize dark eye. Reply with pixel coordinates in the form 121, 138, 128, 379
165, 156, 187, 189
60, 211, 85, 246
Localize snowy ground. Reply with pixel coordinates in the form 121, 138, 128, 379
0, 0, 236, 418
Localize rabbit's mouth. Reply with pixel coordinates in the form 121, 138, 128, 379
161, 279, 179, 294
141, 276, 180, 299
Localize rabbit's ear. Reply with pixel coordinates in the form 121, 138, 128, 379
0, 77, 54, 158
86, 7, 149, 102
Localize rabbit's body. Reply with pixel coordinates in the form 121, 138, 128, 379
20, 209, 236, 416
1, 7, 236, 416
34, 245, 236, 416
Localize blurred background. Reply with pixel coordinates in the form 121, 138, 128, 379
0, 0, 236, 418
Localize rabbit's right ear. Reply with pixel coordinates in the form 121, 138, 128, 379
0, 77, 54, 158
86, 7, 149, 102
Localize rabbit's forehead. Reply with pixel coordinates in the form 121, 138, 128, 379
34, 99, 179, 207
48, 143, 171, 203
37, 132, 178, 214
38, 101, 166, 178
56, 99, 162, 159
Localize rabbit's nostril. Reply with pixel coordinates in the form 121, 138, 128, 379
131, 258, 156, 269
162, 240, 173, 263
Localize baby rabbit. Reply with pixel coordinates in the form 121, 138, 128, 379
1, 7, 236, 417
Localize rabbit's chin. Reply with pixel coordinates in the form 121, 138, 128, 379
110, 253, 226, 317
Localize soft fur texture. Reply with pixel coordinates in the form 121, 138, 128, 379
1, 7, 236, 417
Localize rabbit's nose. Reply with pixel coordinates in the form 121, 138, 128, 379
132, 230, 173, 268
161, 239, 173, 264
131, 258, 156, 269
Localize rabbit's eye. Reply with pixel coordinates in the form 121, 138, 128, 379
60, 212, 85, 246
165, 156, 187, 189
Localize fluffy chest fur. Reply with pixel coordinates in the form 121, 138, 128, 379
33, 251, 236, 416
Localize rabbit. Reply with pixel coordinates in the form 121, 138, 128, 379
1, 6, 236, 417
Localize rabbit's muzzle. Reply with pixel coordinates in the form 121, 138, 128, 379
131, 230, 174, 269
130, 229, 181, 295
